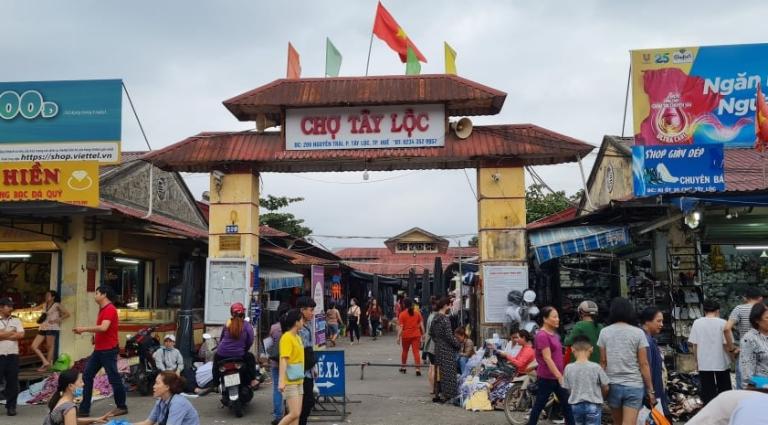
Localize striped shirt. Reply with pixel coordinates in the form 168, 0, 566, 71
730, 303, 756, 343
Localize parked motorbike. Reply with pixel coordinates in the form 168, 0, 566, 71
122, 326, 160, 396
504, 367, 560, 425
216, 357, 254, 417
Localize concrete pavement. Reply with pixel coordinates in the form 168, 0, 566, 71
8, 334, 525, 424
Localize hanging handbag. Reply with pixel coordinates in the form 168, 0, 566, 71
287, 363, 305, 381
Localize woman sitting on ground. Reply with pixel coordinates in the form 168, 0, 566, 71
45, 368, 112, 425
131, 371, 200, 425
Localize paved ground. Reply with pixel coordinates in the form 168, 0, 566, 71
8, 334, 528, 424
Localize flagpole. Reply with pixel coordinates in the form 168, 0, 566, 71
365, 2, 378, 76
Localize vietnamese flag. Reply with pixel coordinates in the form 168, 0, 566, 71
756, 82, 768, 152
372, 2, 426, 63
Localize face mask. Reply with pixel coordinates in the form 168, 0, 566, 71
74, 387, 83, 398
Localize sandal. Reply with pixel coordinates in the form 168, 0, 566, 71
399, 368, 407, 374
415, 371, 422, 377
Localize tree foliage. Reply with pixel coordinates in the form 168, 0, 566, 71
467, 236, 479, 247
525, 184, 581, 223
259, 195, 312, 238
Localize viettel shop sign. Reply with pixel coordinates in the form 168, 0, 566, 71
0, 161, 99, 206
0, 79, 122, 163
285, 104, 445, 150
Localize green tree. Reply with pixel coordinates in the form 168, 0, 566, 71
525, 184, 580, 223
259, 195, 312, 237
467, 236, 479, 247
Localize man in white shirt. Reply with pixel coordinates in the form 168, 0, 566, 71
0, 297, 24, 416
689, 300, 732, 405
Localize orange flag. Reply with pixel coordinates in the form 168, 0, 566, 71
287, 42, 301, 79
756, 82, 768, 151
372, 2, 426, 63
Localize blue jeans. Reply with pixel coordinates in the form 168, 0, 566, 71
271, 365, 284, 420
606, 384, 644, 410
528, 378, 574, 425
735, 357, 743, 390
571, 402, 601, 425
80, 348, 127, 414
458, 356, 469, 374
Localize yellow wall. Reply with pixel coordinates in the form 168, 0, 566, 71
476, 167, 526, 337
208, 172, 260, 263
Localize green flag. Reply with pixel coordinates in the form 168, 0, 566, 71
405, 45, 421, 75
325, 37, 342, 77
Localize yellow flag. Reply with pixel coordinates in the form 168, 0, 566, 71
444, 42, 457, 75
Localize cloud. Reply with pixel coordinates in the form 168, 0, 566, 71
4, 0, 766, 246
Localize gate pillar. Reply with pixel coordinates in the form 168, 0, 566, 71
208, 170, 260, 264
476, 167, 526, 339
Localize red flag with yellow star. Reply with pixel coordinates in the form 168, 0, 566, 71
372, 2, 426, 63
756, 82, 768, 152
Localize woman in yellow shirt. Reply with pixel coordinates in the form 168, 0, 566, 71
278, 309, 305, 425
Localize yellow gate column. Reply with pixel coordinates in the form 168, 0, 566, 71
208, 170, 259, 263
476, 167, 526, 339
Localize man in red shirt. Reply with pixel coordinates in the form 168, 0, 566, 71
73, 286, 127, 417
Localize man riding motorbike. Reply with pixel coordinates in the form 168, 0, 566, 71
214, 303, 257, 388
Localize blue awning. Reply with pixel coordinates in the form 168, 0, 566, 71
260, 267, 304, 291
529, 225, 631, 263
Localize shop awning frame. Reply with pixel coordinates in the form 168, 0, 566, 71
529, 225, 632, 263
260, 267, 304, 291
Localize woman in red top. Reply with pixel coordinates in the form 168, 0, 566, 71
397, 298, 425, 376
505, 329, 535, 374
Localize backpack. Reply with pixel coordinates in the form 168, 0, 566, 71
268, 329, 282, 362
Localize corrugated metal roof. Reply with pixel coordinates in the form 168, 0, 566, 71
261, 245, 337, 266
527, 207, 578, 229
223, 74, 507, 121
143, 124, 595, 173
101, 200, 208, 239
335, 247, 477, 276
724, 148, 768, 192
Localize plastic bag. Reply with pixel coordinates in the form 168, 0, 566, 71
51, 353, 72, 372
637, 402, 671, 425
106, 420, 131, 425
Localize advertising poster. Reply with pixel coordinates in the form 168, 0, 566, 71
0, 79, 122, 163
311, 265, 326, 348
482, 265, 527, 323
631, 43, 768, 148
632, 145, 725, 196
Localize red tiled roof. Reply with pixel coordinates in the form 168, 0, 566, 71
223, 74, 507, 122
335, 247, 478, 276
526, 207, 578, 229
142, 125, 595, 173
261, 245, 337, 266
724, 149, 768, 192
100, 200, 208, 239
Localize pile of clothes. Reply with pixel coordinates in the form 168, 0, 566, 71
666, 371, 703, 422
458, 347, 518, 411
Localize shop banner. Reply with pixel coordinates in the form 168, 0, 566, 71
632, 145, 725, 196
631, 43, 768, 148
482, 265, 527, 324
0, 160, 99, 206
312, 265, 326, 348
285, 104, 445, 150
0, 79, 122, 163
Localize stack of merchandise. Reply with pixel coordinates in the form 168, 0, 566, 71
666, 371, 703, 422
701, 252, 767, 317
458, 345, 518, 411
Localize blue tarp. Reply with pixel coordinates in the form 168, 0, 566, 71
529, 225, 632, 263
261, 268, 304, 291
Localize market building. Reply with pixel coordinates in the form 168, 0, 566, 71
5, 154, 208, 363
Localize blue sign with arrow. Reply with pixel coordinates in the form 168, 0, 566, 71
315, 350, 345, 397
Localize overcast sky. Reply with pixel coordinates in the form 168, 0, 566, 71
4, 1, 766, 249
